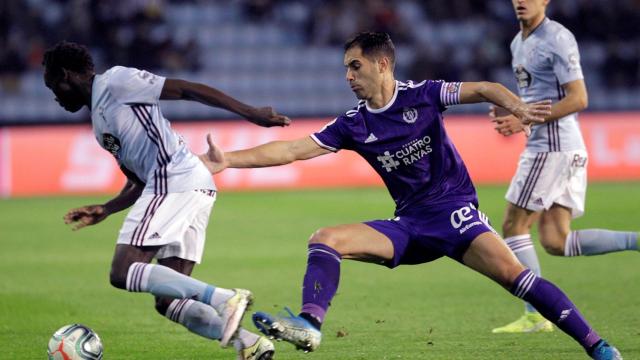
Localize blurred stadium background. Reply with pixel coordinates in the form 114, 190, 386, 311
1, 0, 639, 198
2, 1, 640, 359
1, 0, 639, 124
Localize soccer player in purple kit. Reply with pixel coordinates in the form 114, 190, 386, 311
200, 32, 622, 359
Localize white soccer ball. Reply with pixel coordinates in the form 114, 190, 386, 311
47, 324, 103, 360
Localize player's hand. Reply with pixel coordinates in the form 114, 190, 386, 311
491, 115, 531, 137
198, 133, 228, 174
513, 99, 551, 125
489, 105, 531, 137
248, 106, 291, 127
64, 205, 108, 231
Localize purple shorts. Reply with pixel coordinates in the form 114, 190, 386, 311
365, 202, 497, 268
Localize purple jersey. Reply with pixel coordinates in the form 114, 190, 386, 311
311, 80, 477, 214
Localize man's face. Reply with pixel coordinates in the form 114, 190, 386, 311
344, 46, 384, 100
44, 69, 85, 113
512, 0, 548, 22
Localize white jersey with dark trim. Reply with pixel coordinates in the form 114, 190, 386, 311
511, 18, 586, 152
90, 66, 215, 194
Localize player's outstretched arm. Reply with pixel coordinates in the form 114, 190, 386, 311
160, 79, 291, 127
63, 180, 143, 231
458, 81, 551, 125
199, 134, 331, 175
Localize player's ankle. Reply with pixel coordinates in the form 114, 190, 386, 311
300, 312, 322, 330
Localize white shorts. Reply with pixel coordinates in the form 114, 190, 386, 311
117, 190, 216, 263
505, 150, 587, 218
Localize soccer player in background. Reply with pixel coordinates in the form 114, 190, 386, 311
490, 0, 639, 334
200, 32, 622, 359
43, 41, 289, 360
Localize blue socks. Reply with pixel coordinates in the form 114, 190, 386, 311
565, 230, 638, 256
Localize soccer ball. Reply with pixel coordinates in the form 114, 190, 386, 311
47, 324, 103, 360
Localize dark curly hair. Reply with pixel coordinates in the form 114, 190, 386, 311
344, 32, 395, 69
42, 41, 95, 79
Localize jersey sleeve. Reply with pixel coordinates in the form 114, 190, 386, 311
551, 30, 584, 85
310, 116, 349, 152
422, 80, 462, 112
107, 66, 166, 104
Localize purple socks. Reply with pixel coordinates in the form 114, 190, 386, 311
511, 269, 601, 350
300, 243, 342, 326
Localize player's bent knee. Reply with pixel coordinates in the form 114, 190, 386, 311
541, 240, 564, 256
154, 297, 172, 316
109, 268, 128, 290
309, 227, 339, 248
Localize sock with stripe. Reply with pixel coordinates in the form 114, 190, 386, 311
165, 299, 223, 340
564, 229, 639, 256
126, 262, 235, 314
300, 243, 342, 329
505, 234, 542, 313
510, 269, 601, 351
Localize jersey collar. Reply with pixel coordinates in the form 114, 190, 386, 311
366, 80, 399, 114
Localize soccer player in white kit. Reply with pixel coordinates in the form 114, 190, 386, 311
490, 0, 638, 336
43, 41, 288, 360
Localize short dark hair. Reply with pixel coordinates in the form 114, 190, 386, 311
42, 41, 94, 79
344, 32, 395, 68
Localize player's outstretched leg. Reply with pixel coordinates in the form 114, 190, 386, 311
252, 243, 340, 352
126, 262, 252, 347
493, 235, 553, 333
563, 230, 638, 256
510, 269, 622, 359
162, 298, 274, 359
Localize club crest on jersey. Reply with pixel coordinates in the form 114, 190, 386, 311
102, 133, 121, 159
402, 107, 418, 124
514, 65, 532, 89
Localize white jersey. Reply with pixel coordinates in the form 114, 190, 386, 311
90, 66, 215, 194
511, 18, 586, 152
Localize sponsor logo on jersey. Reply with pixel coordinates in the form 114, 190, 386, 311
376, 136, 433, 172
102, 133, 121, 159
402, 107, 418, 123
514, 65, 532, 88
450, 203, 494, 235
450, 204, 482, 234
377, 151, 400, 172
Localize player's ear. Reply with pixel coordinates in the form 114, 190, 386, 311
378, 56, 390, 73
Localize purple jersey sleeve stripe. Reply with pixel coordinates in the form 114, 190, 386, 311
309, 134, 338, 152
440, 82, 461, 106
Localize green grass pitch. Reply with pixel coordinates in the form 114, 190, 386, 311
1, 183, 638, 359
